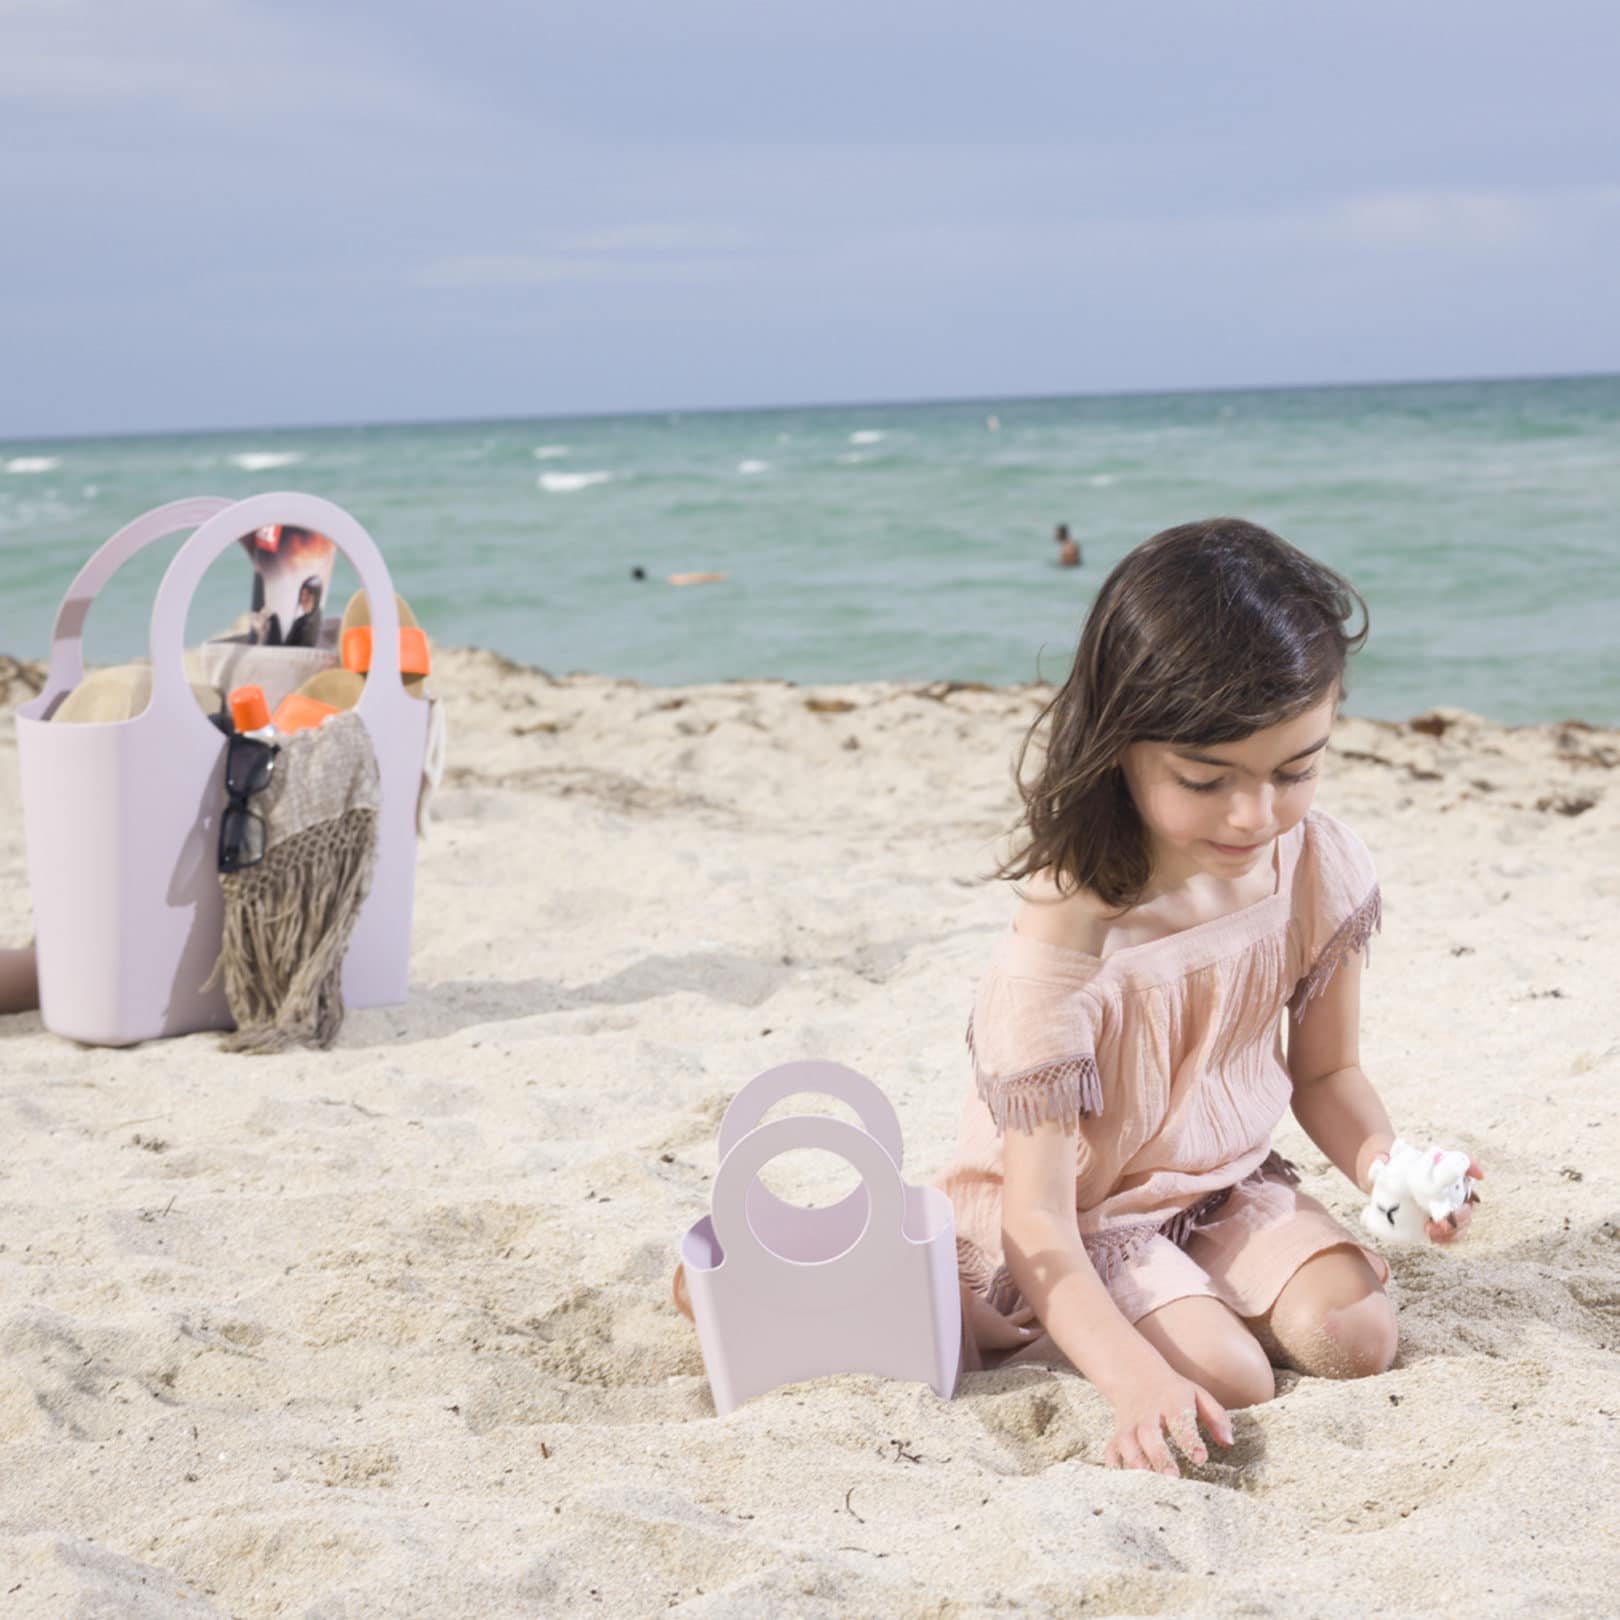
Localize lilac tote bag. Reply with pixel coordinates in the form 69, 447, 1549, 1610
16, 493, 428, 1046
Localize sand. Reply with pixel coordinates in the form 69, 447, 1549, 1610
1, 646, 1617, 1618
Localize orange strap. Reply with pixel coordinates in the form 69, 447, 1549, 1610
341, 624, 431, 677
271, 692, 340, 734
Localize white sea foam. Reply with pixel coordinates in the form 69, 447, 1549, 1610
538, 470, 611, 493
1087, 473, 1117, 487
836, 452, 868, 465
737, 459, 769, 475
5, 456, 60, 474
533, 445, 571, 459
229, 451, 304, 472
848, 430, 885, 445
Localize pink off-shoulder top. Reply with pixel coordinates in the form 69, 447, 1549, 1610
935, 808, 1384, 1334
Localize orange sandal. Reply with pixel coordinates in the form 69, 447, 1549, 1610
270, 668, 365, 734
339, 590, 431, 699
267, 591, 430, 734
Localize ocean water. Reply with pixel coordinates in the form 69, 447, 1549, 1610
3, 376, 1617, 724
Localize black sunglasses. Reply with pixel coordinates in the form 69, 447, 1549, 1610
218, 734, 279, 873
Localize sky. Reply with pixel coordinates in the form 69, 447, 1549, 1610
3, 0, 1618, 439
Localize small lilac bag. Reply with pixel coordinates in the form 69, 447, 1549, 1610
15, 493, 428, 1046
680, 1060, 962, 1415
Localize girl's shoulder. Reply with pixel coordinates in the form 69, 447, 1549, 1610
1288, 809, 1382, 1016
1293, 807, 1378, 893
1009, 870, 1117, 958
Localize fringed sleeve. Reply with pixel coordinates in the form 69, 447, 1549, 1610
1288, 810, 1382, 1021
964, 973, 1104, 1136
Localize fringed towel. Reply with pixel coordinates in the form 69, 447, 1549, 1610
211, 709, 381, 1052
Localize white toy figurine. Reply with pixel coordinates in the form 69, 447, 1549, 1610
1361, 1138, 1478, 1245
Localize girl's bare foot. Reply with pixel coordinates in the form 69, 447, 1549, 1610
0, 944, 38, 1016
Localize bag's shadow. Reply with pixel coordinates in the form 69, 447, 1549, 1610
346, 950, 796, 1047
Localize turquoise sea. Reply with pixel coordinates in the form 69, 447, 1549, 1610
3, 375, 1617, 724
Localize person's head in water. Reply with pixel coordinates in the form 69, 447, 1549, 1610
298, 576, 323, 615
1001, 517, 1367, 908
1055, 524, 1071, 543
631, 566, 647, 581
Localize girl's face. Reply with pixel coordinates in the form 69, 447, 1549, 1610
1121, 691, 1338, 887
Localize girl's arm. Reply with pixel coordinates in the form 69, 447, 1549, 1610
1285, 949, 1395, 1192
1001, 1120, 1161, 1388
1287, 950, 1483, 1241
1001, 1120, 1235, 1473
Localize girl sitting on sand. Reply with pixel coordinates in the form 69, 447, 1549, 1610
936, 517, 1482, 1479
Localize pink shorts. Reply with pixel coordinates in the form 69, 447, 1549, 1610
1107, 1173, 1390, 1326
988, 1173, 1389, 1371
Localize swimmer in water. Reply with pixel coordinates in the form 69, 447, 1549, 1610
631, 567, 728, 586
1054, 524, 1082, 568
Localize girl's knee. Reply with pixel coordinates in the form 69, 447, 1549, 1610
1286, 1290, 1398, 1380
1177, 1322, 1275, 1409
1204, 1341, 1276, 1410
1267, 1246, 1398, 1381
1136, 1297, 1277, 1409
1323, 1290, 1398, 1379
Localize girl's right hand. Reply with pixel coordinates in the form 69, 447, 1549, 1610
1103, 1364, 1234, 1477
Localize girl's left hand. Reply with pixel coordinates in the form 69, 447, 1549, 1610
1425, 1159, 1484, 1245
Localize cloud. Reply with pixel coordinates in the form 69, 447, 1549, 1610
412, 228, 751, 289
0, 0, 463, 130
857, 183, 1620, 271
552, 225, 741, 256
1321, 190, 1540, 248
1, 1, 270, 102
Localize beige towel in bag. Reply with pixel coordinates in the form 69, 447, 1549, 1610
212, 709, 381, 1052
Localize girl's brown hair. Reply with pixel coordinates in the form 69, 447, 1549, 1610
1000, 517, 1368, 908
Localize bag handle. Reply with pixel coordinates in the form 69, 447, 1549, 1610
717, 1059, 904, 1170
708, 1115, 907, 1291
36, 497, 235, 704
147, 492, 409, 730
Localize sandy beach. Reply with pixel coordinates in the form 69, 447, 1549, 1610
1, 646, 1617, 1618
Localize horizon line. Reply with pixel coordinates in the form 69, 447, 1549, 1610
6, 365, 1619, 449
